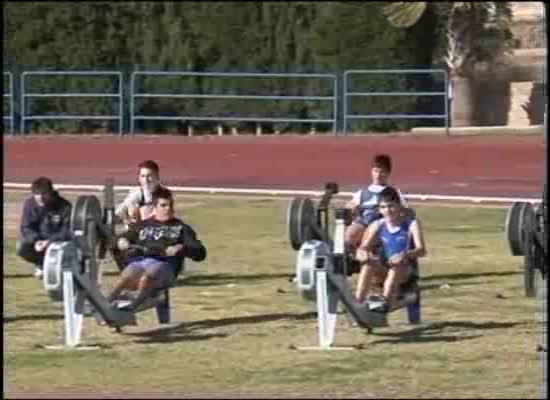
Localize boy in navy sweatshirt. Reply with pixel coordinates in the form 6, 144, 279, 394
16, 177, 72, 279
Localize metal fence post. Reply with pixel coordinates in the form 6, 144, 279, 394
444, 69, 450, 136
335, 72, 344, 135
3, 71, 14, 134
342, 71, 348, 135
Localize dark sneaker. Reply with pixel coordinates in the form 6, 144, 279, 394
367, 295, 389, 313
113, 300, 133, 310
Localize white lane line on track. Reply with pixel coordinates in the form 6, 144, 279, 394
3, 182, 541, 204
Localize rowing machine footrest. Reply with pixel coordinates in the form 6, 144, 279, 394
155, 289, 171, 324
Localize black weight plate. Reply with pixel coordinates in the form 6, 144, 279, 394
70, 195, 88, 235
505, 202, 533, 256
288, 198, 305, 251
287, 197, 317, 251
71, 195, 102, 256
524, 228, 540, 298
300, 198, 317, 244
85, 220, 101, 284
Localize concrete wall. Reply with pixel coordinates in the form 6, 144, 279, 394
464, 2, 545, 128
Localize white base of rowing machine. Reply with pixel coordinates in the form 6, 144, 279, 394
40, 344, 104, 351
291, 345, 361, 351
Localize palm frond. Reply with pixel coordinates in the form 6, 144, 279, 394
382, 2, 427, 28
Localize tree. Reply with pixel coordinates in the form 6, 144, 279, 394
382, 2, 515, 126
382, 2, 514, 77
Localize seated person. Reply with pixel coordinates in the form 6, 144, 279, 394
16, 177, 72, 279
344, 154, 407, 257
355, 186, 426, 312
107, 186, 207, 312
115, 160, 165, 227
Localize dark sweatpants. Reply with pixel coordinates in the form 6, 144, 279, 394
16, 241, 46, 268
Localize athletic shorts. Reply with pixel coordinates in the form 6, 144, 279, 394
125, 257, 176, 289
353, 212, 382, 227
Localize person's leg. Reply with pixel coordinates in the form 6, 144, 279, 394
106, 263, 144, 303
125, 260, 175, 311
383, 263, 411, 310
16, 240, 45, 277
16, 240, 43, 264
345, 222, 366, 251
355, 259, 387, 303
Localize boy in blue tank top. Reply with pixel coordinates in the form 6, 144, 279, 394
355, 186, 427, 312
345, 154, 407, 253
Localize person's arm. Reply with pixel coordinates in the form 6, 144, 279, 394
404, 219, 427, 260
178, 225, 207, 262
398, 189, 409, 208
115, 188, 142, 224
345, 190, 361, 214
358, 219, 382, 252
355, 220, 382, 262
118, 222, 140, 244
19, 199, 40, 243
48, 201, 73, 242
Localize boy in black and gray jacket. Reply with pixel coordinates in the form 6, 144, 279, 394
16, 177, 72, 278
107, 186, 207, 311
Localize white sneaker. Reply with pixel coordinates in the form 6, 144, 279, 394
34, 268, 43, 279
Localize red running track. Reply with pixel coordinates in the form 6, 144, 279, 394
3, 134, 545, 198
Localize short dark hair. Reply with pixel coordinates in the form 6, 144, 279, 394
152, 186, 173, 206
378, 186, 401, 205
372, 154, 392, 173
138, 160, 160, 176
31, 177, 54, 194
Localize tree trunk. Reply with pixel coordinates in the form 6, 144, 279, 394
450, 76, 474, 127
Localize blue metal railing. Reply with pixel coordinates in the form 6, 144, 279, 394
3, 72, 14, 134
5, 68, 453, 135
21, 71, 123, 135
130, 71, 337, 134
343, 69, 449, 135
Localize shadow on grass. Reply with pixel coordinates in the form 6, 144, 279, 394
4, 314, 64, 324
454, 245, 481, 249
368, 320, 521, 345
3, 273, 34, 279
3, 270, 120, 279
131, 332, 230, 344
124, 311, 317, 344
420, 281, 487, 292
422, 270, 521, 283
174, 272, 292, 287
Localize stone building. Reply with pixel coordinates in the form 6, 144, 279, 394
453, 2, 545, 127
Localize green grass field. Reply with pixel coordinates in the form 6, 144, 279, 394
3, 190, 544, 398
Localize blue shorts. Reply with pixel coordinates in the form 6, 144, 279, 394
353, 212, 382, 227
126, 257, 176, 289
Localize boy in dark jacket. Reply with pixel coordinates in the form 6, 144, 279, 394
16, 177, 72, 279
107, 186, 207, 311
